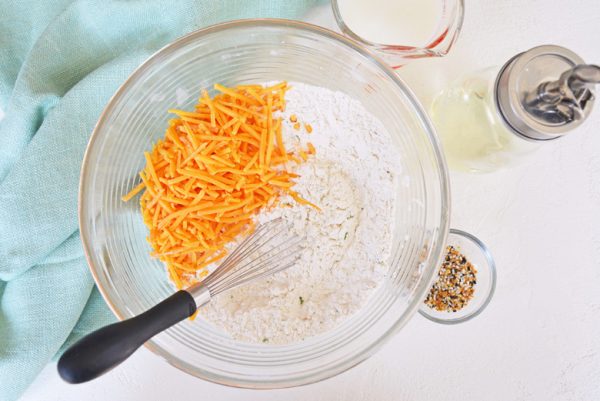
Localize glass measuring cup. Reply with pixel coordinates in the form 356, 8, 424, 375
332, 0, 464, 68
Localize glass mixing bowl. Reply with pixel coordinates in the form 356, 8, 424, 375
79, 19, 450, 388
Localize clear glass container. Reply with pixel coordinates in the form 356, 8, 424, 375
79, 20, 450, 388
419, 229, 496, 324
430, 45, 599, 173
430, 67, 540, 173
331, 0, 464, 68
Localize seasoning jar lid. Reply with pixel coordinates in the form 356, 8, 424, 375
419, 229, 497, 325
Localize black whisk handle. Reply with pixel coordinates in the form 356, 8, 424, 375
58, 290, 197, 384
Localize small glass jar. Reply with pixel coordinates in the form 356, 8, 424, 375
419, 229, 496, 324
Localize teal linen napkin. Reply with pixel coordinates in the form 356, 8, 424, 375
0, 1, 317, 399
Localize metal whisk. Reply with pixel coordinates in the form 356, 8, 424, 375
58, 218, 301, 384
191, 218, 302, 304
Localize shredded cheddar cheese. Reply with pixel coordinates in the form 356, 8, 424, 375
122, 82, 315, 288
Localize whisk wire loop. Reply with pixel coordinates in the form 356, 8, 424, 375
202, 218, 303, 297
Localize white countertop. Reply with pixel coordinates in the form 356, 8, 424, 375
22, 1, 600, 400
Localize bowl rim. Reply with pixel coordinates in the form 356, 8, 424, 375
79, 18, 450, 388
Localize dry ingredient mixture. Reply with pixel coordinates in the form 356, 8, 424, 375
424, 245, 478, 312
202, 83, 402, 344
126, 81, 402, 345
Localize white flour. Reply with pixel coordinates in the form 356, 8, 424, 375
201, 83, 402, 344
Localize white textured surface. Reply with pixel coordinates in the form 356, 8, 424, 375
22, 1, 600, 400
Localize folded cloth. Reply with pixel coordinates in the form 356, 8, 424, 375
0, 1, 316, 399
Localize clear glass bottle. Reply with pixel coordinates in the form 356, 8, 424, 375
430, 45, 600, 173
